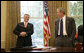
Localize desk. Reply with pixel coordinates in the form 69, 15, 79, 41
30, 47, 75, 52
10, 46, 83, 52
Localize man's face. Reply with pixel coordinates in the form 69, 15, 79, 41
24, 15, 29, 22
57, 9, 62, 18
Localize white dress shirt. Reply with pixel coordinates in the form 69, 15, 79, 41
58, 15, 67, 36
24, 22, 28, 26
24, 22, 28, 36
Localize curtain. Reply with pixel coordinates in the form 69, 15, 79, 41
5, 1, 20, 51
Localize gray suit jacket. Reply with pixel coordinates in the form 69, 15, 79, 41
55, 17, 76, 40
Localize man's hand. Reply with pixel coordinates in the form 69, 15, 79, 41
20, 32, 26, 37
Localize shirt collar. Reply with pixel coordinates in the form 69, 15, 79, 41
60, 15, 66, 20
24, 22, 28, 24
63, 15, 66, 19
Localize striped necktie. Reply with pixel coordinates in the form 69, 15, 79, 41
60, 19, 63, 37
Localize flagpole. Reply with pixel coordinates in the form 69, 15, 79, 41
43, 1, 51, 47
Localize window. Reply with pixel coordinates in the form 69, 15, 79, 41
20, 1, 44, 46
68, 1, 83, 32
21, 1, 43, 18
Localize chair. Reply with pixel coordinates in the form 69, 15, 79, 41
75, 25, 83, 52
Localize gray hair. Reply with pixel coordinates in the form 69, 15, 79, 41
57, 7, 66, 14
24, 14, 30, 18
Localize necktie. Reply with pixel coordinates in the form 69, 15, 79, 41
24, 22, 27, 28
60, 19, 63, 37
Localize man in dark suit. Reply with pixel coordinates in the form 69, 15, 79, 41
13, 14, 34, 47
55, 7, 76, 47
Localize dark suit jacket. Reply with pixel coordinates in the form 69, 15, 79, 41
55, 17, 76, 46
13, 22, 34, 47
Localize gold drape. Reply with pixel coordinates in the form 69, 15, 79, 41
5, 1, 20, 51
47, 1, 67, 46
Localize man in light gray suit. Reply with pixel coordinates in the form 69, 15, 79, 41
55, 7, 76, 47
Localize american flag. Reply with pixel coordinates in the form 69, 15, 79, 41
43, 1, 51, 47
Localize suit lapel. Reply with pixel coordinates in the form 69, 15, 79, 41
66, 17, 69, 33
20, 22, 25, 28
22, 22, 24, 27
57, 19, 60, 34
27, 23, 29, 28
